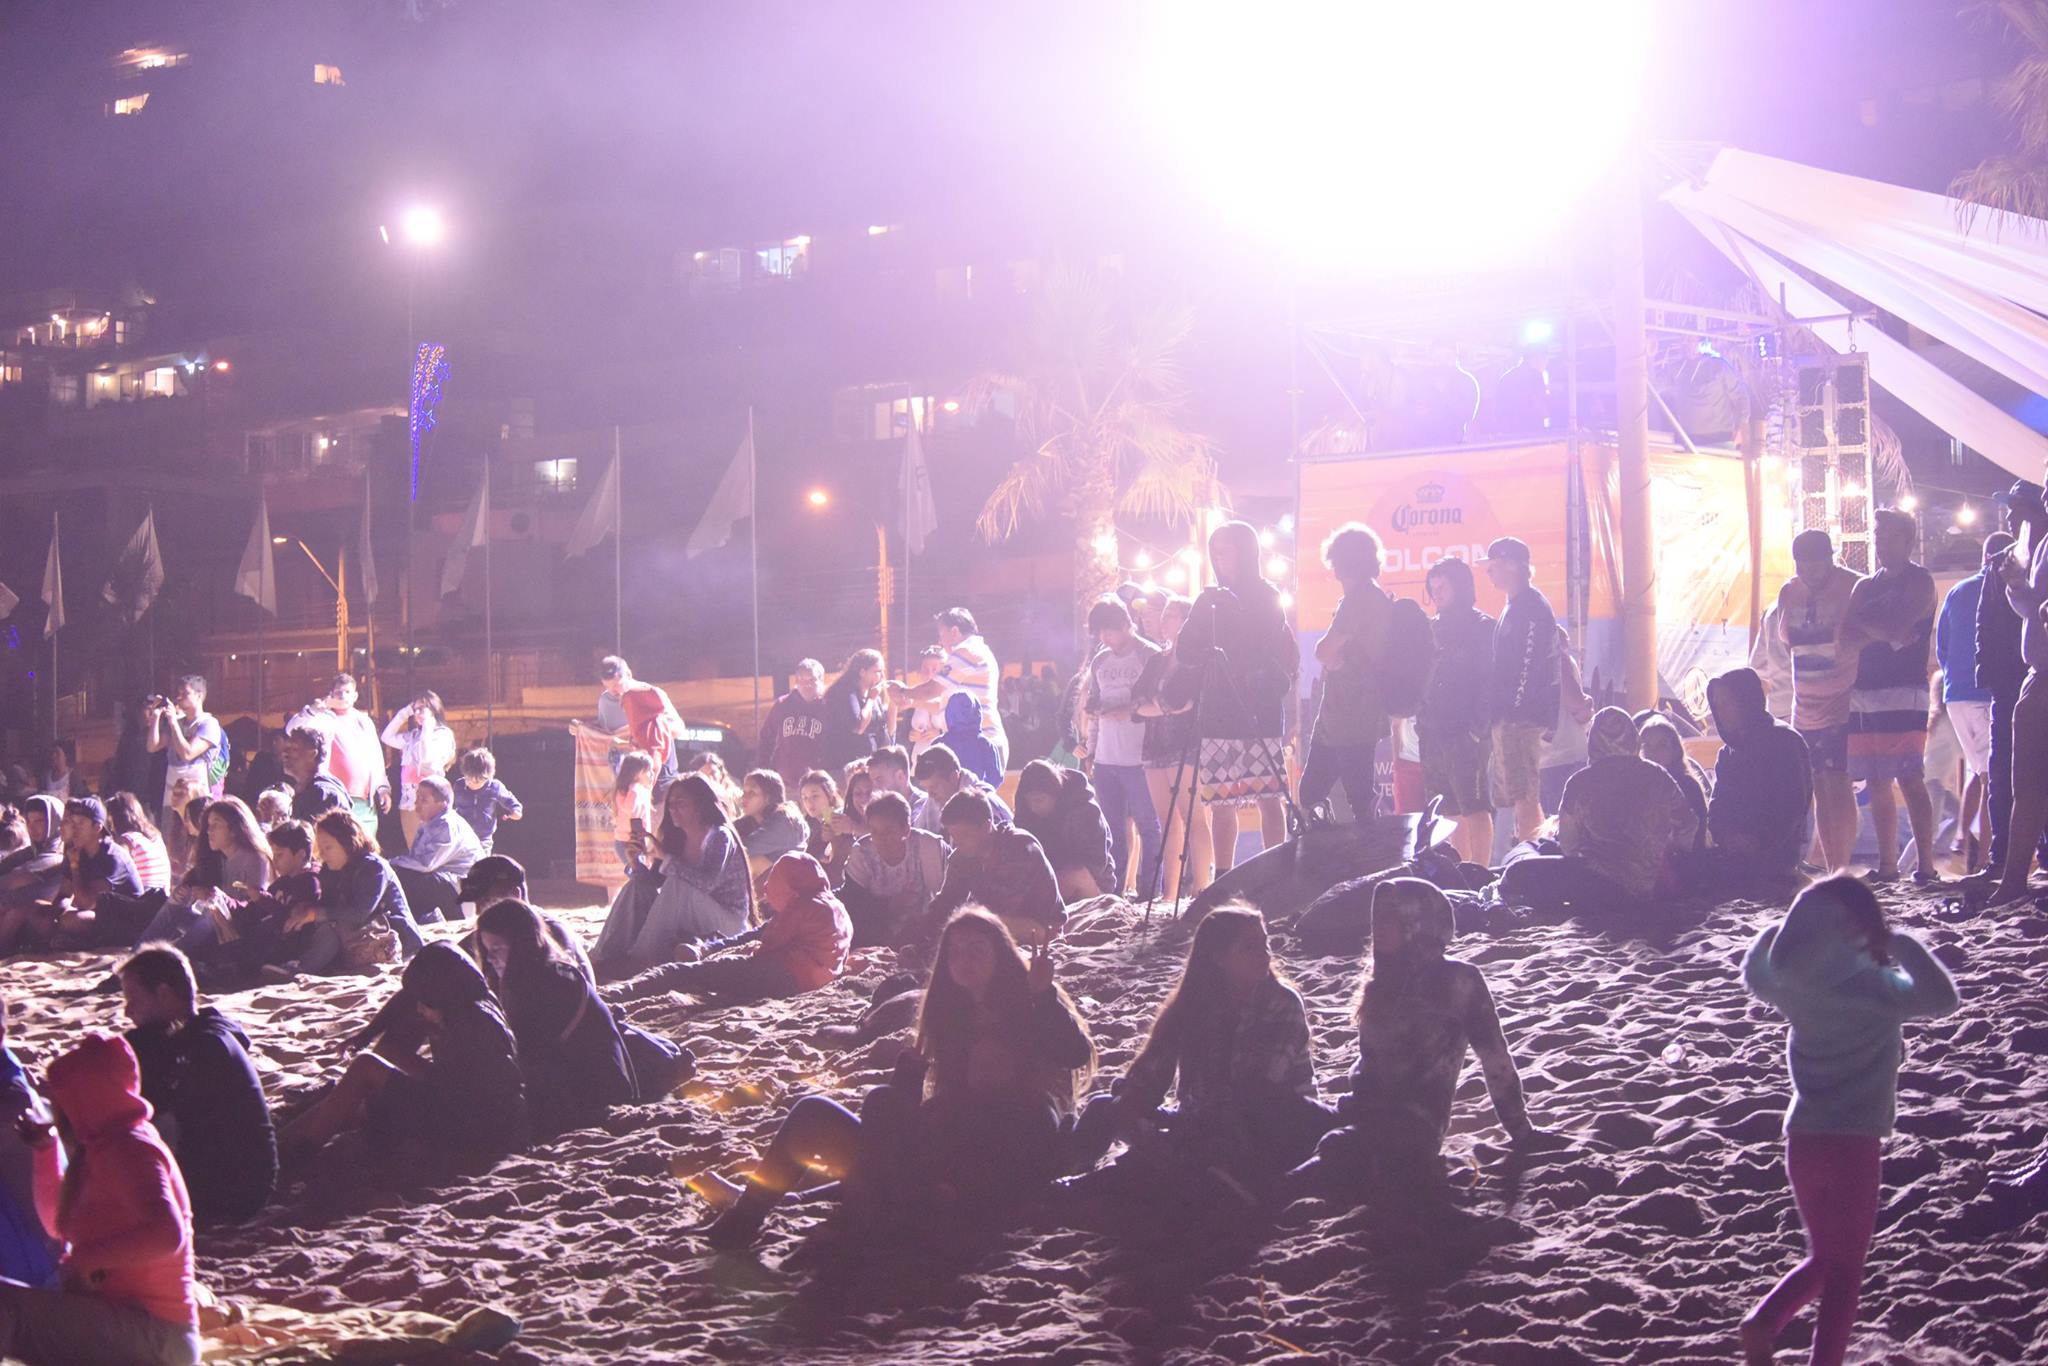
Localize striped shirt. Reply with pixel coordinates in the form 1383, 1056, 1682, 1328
1778, 565, 1862, 732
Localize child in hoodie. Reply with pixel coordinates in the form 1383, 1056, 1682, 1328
1739, 876, 1960, 1366
939, 693, 1004, 789
0, 1033, 199, 1365
606, 851, 851, 1005
1014, 760, 1116, 900
1704, 667, 1815, 890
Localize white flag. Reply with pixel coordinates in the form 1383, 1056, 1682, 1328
358, 472, 379, 605
442, 468, 489, 596
0, 582, 17, 619
901, 421, 938, 557
565, 453, 621, 558
101, 508, 166, 624
235, 498, 278, 615
41, 514, 64, 639
685, 423, 755, 558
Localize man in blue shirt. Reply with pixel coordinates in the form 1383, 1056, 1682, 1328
1938, 539, 1998, 872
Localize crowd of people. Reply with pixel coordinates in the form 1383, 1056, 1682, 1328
0, 492, 2003, 1365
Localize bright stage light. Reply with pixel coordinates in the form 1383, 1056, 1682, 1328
401, 205, 445, 247
1522, 319, 1557, 347
1958, 504, 1978, 526
1897, 494, 1919, 513
806, 488, 831, 509
1145, 1, 1648, 273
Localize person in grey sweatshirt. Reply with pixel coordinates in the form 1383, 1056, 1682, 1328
1083, 596, 1166, 898
1739, 875, 1961, 1366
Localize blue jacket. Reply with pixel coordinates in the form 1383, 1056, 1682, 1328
1936, 570, 1990, 704
1742, 898, 1959, 1137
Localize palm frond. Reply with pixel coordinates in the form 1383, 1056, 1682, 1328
1951, 158, 2048, 235
1117, 455, 1227, 530
1994, 53, 2048, 150
1872, 415, 1912, 501
975, 452, 1066, 543
1119, 305, 1196, 399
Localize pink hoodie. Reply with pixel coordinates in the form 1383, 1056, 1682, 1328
38, 1034, 196, 1330
758, 852, 853, 992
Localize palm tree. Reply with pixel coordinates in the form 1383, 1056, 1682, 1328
967, 267, 1226, 646
1953, 1, 2048, 229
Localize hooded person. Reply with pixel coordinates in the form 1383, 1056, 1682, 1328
474, 899, 635, 1136
1497, 706, 1698, 912
1013, 760, 1116, 900
1739, 876, 1960, 1366
279, 942, 529, 1168
0, 1034, 200, 1366
939, 692, 1004, 789
1704, 667, 1814, 887
1295, 878, 1534, 1198
0, 795, 65, 904
606, 851, 852, 1006
0, 1014, 59, 1289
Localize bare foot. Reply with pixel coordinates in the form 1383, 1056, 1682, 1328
1739, 1315, 1774, 1365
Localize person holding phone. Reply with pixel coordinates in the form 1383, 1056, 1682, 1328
703, 908, 1094, 1251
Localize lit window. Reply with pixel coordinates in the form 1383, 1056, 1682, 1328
0, 365, 22, 387
313, 64, 345, 85
88, 372, 118, 407
112, 319, 127, 345
49, 374, 80, 405
873, 395, 934, 439
117, 48, 187, 71
534, 458, 578, 490
755, 235, 811, 280
142, 366, 177, 397
109, 93, 150, 116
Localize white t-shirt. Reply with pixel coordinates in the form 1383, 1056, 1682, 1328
844, 829, 949, 919
939, 634, 1008, 748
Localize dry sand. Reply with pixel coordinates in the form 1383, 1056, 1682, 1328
1, 885, 2043, 1364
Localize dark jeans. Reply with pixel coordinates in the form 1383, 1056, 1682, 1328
1990, 688, 2016, 870
610, 954, 799, 1004
1070, 1089, 1336, 1183
1497, 853, 1629, 911
1300, 737, 1379, 820
394, 867, 463, 925
1094, 762, 1161, 899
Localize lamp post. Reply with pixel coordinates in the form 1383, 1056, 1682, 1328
804, 488, 890, 664
275, 535, 350, 670
383, 204, 445, 698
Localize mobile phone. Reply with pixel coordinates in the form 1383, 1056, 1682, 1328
630, 818, 648, 843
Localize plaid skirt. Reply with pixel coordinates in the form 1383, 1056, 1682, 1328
1198, 737, 1288, 808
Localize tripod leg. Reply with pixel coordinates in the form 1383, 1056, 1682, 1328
1144, 754, 1188, 922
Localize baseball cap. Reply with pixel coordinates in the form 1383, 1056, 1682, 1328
1481, 536, 1531, 565
458, 854, 527, 904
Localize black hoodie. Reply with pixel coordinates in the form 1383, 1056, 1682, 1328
1706, 668, 1813, 877
127, 1006, 276, 1222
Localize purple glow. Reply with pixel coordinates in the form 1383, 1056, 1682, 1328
409, 341, 450, 503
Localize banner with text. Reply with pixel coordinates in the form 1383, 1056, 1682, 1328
571, 721, 624, 890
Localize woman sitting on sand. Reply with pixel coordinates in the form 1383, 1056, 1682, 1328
280, 942, 529, 1168
475, 899, 634, 1135
294, 811, 415, 973
1297, 878, 1536, 1197
591, 775, 755, 976
1738, 875, 1960, 1366
1013, 760, 1116, 901
705, 907, 1094, 1251
607, 851, 851, 1007
1069, 904, 1332, 1198
186, 820, 322, 985
1635, 714, 1709, 853
97, 797, 275, 952
0, 1033, 200, 1366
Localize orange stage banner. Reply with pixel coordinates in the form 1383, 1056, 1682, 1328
1297, 441, 1573, 634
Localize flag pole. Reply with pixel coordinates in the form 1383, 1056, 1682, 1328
484, 462, 495, 745
748, 406, 761, 740
146, 502, 158, 686
613, 425, 623, 656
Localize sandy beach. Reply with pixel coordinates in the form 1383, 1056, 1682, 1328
1, 884, 2040, 1365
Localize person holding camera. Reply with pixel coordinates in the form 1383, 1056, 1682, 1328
381, 691, 456, 849
143, 677, 225, 880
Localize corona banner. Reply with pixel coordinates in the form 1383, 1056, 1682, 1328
1297, 440, 1573, 637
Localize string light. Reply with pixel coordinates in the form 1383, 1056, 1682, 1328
1897, 494, 1919, 513
409, 342, 450, 504
1957, 504, 1978, 526
1265, 555, 1289, 579
1133, 550, 1153, 570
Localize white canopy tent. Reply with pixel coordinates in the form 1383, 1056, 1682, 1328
1663, 148, 2048, 481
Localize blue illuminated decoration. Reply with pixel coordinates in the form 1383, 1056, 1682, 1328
409, 342, 450, 503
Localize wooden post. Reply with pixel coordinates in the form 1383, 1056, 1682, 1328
1612, 159, 1658, 710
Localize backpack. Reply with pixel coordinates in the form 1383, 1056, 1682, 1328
1377, 598, 1437, 719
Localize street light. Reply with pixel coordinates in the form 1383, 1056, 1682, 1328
274, 535, 351, 669
400, 205, 446, 247
805, 489, 891, 666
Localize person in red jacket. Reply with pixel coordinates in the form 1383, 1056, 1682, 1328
0, 1033, 199, 1365
606, 851, 851, 1005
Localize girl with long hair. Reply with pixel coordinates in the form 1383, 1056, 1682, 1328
382, 690, 457, 847
107, 796, 275, 953
796, 770, 851, 881
1739, 875, 1960, 1366
591, 774, 754, 974
820, 648, 891, 773
1013, 759, 1115, 900
705, 908, 1094, 1250
103, 793, 169, 894
292, 811, 413, 975
1071, 905, 1329, 1193
475, 899, 633, 1135
612, 750, 657, 875
737, 769, 807, 885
